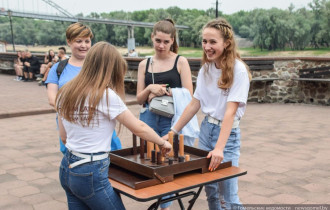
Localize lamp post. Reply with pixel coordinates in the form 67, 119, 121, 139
215, 0, 219, 18
7, 10, 16, 52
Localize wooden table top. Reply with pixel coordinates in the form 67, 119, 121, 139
109, 166, 247, 202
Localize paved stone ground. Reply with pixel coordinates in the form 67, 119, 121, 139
0, 74, 329, 209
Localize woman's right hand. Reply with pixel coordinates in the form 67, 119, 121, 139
149, 84, 169, 96
159, 140, 172, 156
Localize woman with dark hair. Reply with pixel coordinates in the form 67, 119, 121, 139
38, 49, 57, 81
136, 18, 193, 210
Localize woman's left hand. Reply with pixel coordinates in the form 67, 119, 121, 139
207, 148, 224, 171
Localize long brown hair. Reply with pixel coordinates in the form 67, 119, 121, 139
153, 18, 178, 53
202, 18, 251, 89
55, 42, 127, 126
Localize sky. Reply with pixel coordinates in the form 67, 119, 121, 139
1, 0, 313, 16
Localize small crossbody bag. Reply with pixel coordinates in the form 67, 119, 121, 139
148, 57, 175, 118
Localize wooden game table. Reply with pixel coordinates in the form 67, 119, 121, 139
109, 165, 247, 210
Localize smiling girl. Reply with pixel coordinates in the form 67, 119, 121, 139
170, 18, 251, 209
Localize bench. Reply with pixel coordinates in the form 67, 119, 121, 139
293, 66, 330, 82
0, 66, 14, 71
245, 60, 279, 82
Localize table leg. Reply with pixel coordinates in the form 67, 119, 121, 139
187, 186, 203, 210
176, 193, 185, 209
147, 186, 203, 210
147, 198, 162, 210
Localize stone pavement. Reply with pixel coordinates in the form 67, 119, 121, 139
0, 74, 329, 209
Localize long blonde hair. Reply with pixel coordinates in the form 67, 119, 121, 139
202, 18, 251, 89
55, 42, 127, 126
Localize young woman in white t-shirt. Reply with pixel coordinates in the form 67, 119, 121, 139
55, 42, 172, 210
169, 18, 252, 209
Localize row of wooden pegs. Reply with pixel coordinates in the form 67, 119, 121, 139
138, 131, 190, 165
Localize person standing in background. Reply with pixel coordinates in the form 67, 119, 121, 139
46, 22, 93, 154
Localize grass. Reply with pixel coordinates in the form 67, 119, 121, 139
6, 45, 330, 58
139, 46, 330, 57
239, 47, 330, 57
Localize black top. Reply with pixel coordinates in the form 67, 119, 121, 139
144, 55, 182, 88
25, 56, 40, 70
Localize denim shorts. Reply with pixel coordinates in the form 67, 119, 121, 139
199, 116, 242, 210
59, 150, 125, 210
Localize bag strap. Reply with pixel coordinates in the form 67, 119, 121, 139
145, 57, 151, 75
56, 58, 69, 79
150, 56, 155, 84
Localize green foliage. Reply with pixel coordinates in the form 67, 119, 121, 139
0, 1, 329, 52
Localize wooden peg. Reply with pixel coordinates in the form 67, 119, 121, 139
179, 134, 184, 157
185, 154, 190, 161
147, 141, 153, 159
157, 151, 162, 164
151, 150, 156, 163
174, 134, 179, 159
168, 131, 174, 157
168, 158, 174, 165
133, 134, 137, 155
139, 138, 145, 159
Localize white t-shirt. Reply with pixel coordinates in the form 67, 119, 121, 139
63, 88, 127, 153
193, 59, 250, 120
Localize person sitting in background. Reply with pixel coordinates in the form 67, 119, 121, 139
23, 50, 40, 82
37, 50, 57, 81
128, 48, 138, 57
13, 50, 25, 81
57, 47, 69, 61
38, 47, 67, 86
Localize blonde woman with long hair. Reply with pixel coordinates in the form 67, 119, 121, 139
169, 18, 251, 209
56, 42, 172, 209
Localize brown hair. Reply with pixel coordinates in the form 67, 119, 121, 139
66, 22, 94, 43
202, 18, 251, 89
153, 18, 178, 53
55, 42, 127, 126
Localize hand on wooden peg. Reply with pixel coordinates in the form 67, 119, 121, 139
159, 140, 172, 157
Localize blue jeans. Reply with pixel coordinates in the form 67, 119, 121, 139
139, 105, 172, 137
199, 117, 241, 210
139, 105, 172, 208
59, 150, 125, 210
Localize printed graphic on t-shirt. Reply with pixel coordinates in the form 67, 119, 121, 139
73, 106, 100, 127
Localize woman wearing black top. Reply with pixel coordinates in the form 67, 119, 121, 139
136, 18, 193, 210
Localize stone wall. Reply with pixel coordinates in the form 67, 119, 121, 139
248, 58, 330, 105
